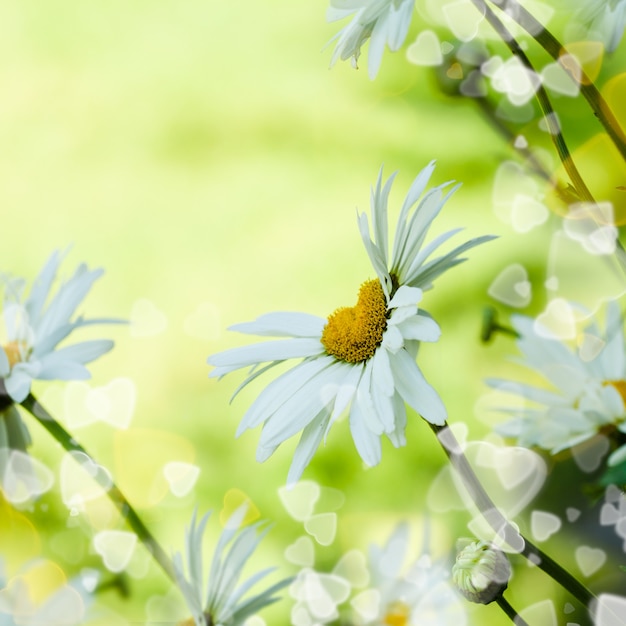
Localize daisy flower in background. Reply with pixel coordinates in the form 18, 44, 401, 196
0, 251, 121, 404
351, 522, 467, 625
327, 0, 415, 79
573, 0, 626, 52
488, 301, 626, 468
208, 161, 493, 484
173, 504, 292, 626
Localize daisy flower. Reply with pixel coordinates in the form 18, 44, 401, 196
327, 0, 415, 79
208, 161, 493, 484
173, 505, 291, 626
488, 301, 626, 466
351, 523, 467, 625
0, 251, 120, 404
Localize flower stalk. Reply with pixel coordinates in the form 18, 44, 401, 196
20, 393, 176, 583
428, 422, 597, 608
469, 0, 596, 204
487, 0, 626, 164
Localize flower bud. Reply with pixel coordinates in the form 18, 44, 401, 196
452, 540, 511, 604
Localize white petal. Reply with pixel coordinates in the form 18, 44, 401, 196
397, 315, 441, 342
371, 347, 394, 397
39, 340, 114, 368
386, 393, 407, 447
330, 362, 363, 422
230, 312, 326, 338
258, 361, 346, 447
358, 212, 392, 297
386, 0, 414, 51
0, 348, 10, 376
388, 286, 423, 309
208, 338, 325, 376
388, 349, 447, 424
349, 402, 382, 466
287, 412, 331, 485
367, 10, 389, 79
354, 362, 385, 435
381, 325, 404, 353
24, 250, 62, 325
4, 370, 33, 403
237, 356, 336, 435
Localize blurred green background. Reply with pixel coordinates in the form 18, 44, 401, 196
1, 0, 625, 624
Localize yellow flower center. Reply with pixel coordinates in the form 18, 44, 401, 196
383, 600, 411, 626
3, 340, 26, 368
604, 380, 626, 406
321, 279, 388, 363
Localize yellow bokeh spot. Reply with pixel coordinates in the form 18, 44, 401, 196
0, 496, 41, 573
114, 428, 196, 509
11, 560, 66, 607
562, 41, 605, 83
321, 279, 388, 363
220, 488, 260, 526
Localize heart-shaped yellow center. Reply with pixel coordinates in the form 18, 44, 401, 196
321, 279, 387, 363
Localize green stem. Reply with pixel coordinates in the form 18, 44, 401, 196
473, 96, 579, 206
488, 0, 626, 164
470, 0, 626, 275
21, 393, 176, 584
496, 595, 528, 626
469, 0, 595, 203
429, 422, 597, 608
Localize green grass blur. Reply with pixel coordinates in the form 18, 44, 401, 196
1, 0, 625, 624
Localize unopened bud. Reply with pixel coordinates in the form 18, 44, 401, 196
452, 540, 511, 604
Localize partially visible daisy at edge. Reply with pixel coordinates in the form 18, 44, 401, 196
351, 522, 467, 625
208, 161, 494, 484
487, 300, 626, 467
173, 504, 292, 626
0, 250, 122, 405
571, 0, 626, 53
327, 0, 416, 79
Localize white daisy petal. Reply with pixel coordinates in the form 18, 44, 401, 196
389, 349, 447, 425
173, 506, 291, 626
381, 325, 404, 352
237, 356, 336, 435
258, 361, 347, 447
0, 347, 10, 376
355, 361, 385, 435
387, 285, 423, 309
349, 401, 382, 466
397, 315, 441, 342
386, 392, 407, 447
288, 412, 332, 485
208, 339, 325, 376
358, 211, 392, 294
331, 362, 364, 422
230, 312, 326, 338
